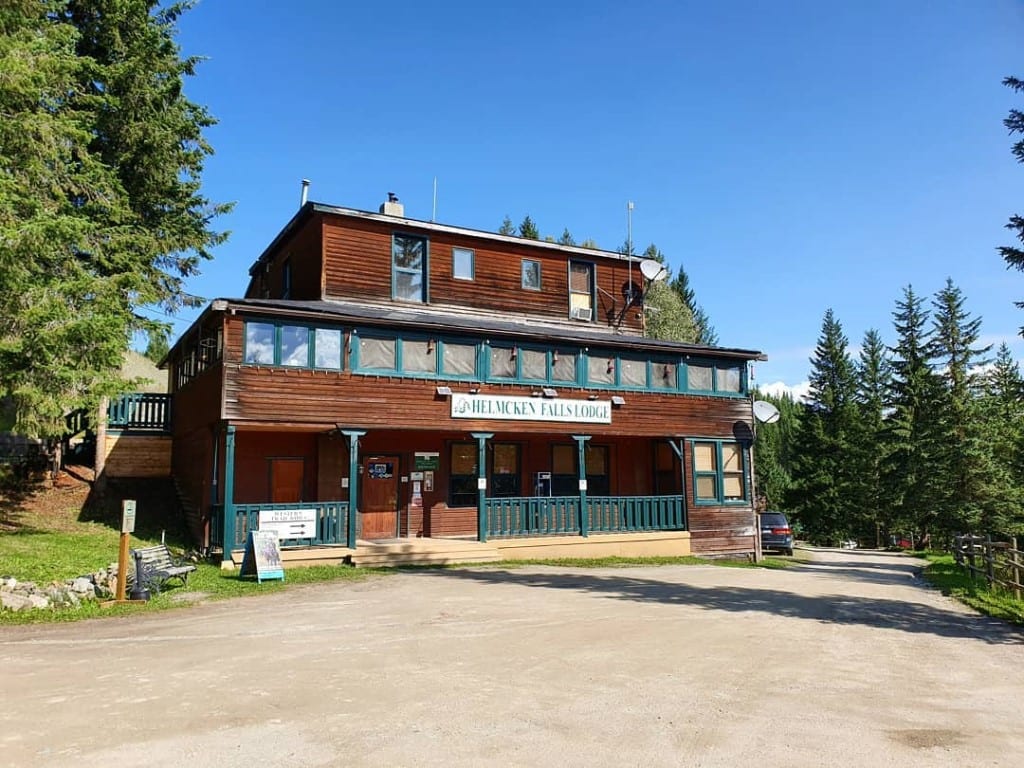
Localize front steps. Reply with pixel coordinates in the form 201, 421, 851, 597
350, 537, 501, 567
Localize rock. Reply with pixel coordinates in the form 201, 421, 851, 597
70, 577, 93, 594
27, 594, 50, 609
1, 592, 32, 612
1, 577, 16, 591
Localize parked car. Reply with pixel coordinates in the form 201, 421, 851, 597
759, 511, 794, 556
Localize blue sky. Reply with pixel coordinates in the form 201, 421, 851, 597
166, 0, 1024, 394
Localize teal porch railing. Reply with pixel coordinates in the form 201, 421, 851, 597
485, 496, 581, 537
587, 495, 684, 532
484, 494, 684, 539
107, 393, 173, 432
210, 501, 350, 550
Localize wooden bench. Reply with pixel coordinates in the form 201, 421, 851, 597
131, 544, 197, 592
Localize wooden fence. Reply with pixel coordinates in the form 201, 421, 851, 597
952, 534, 1024, 599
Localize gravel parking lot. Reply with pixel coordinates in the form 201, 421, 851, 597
1, 548, 1022, 767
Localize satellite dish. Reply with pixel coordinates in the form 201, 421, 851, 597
753, 400, 781, 424
639, 259, 668, 282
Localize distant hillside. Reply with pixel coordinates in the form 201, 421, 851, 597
122, 351, 168, 393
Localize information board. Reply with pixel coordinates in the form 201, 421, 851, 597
239, 530, 285, 583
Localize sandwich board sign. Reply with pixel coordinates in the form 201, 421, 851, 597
239, 530, 285, 583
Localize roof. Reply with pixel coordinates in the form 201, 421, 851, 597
248, 201, 641, 277
225, 297, 764, 361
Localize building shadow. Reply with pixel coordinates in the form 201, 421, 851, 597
417, 566, 1024, 646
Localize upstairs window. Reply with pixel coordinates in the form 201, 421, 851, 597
452, 247, 474, 281
282, 258, 292, 299
686, 361, 745, 395
522, 259, 542, 291
392, 234, 428, 302
569, 261, 594, 321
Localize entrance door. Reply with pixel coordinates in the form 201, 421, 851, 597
270, 458, 304, 503
361, 455, 399, 539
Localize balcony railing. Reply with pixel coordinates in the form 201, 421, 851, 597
107, 393, 173, 432
210, 501, 350, 549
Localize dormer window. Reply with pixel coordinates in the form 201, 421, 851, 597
392, 234, 428, 302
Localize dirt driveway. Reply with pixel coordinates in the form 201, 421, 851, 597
1, 548, 1022, 767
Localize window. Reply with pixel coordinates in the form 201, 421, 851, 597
442, 342, 476, 377
491, 444, 520, 497
686, 361, 745, 395
521, 349, 547, 381
490, 346, 517, 379
587, 354, 615, 386
522, 259, 541, 290
452, 247, 474, 281
393, 234, 428, 302
653, 362, 677, 390
585, 444, 609, 496
244, 322, 275, 364
551, 445, 577, 496
282, 258, 292, 299
449, 443, 478, 507
569, 261, 594, 320
314, 329, 342, 369
280, 325, 309, 367
551, 351, 577, 383
402, 338, 435, 374
692, 440, 746, 504
359, 336, 396, 370
619, 357, 647, 388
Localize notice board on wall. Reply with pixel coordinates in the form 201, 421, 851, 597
239, 530, 285, 583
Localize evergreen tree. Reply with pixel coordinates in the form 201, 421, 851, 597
557, 228, 576, 246
670, 266, 718, 345
518, 215, 539, 239
999, 76, 1024, 329
884, 286, 945, 544
579, 238, 600, 249
498, 215, 516, 236
929, 279, 993, 536
786, 310, 860, 543
979, 343, 1024, 534
849, 328, 892, 545
0, 0, 228, 436
144, 331, 170, 365
637, 244, 698, 343
752, 390, 800, 512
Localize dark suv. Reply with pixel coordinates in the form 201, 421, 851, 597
759, 511, 794, 556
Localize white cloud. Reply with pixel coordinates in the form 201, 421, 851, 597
757, 380, 811, 402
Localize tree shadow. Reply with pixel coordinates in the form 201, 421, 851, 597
79, 477, 191, 546
419, 567, 1024, 646
0, 471, 50, 534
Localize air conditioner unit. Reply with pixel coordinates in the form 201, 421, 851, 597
570, 306, 593, 321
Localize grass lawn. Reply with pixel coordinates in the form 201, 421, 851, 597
919, 552, 1024, 626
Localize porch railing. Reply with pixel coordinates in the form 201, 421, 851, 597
210, 501, 350, 550
485, 496, 581, 537
107, 393, 173, 432
484, 494, 685, 539
588, 495, 685, 532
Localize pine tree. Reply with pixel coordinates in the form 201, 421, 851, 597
849, 328, 891, 545
929, 279, 993, 536
518, 215, 539, 239
670, 266, 717, 345
786, 310, 860, 543
498, 215, 516, 236
557, 228, 576, 246
0, 0, 228, 436
884, 286, 945, 544
752, 390, 799, 512
999, 76, 1024, 330
979, 343, 1024, 534
637, 244, 697, 343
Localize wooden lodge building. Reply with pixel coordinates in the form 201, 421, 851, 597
165, 195, 765, 565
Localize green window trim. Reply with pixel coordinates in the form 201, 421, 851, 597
683, 360, 747, 397
241, 319, 344, 371
350, 329, 482, 381
689, 439, 748, 505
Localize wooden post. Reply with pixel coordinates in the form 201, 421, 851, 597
471, 432, 493, 542
572, 435, 591, 537
222, 425, 236, 566
115, 532, 129, 601
94, 396, 109, 490
341, 430, 365, 549
985, 534, 995, 588
1012, 537, 1021, 601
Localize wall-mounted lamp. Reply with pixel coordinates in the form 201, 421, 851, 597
510, 346, 518, 361
610, 395, 626, 407
426, 339, 435, 354
530, 390, 542, 397
435, 385, 453, 397
468, 387, 482, 395
542, 388, 558, 398
606, 358, 615, 375
587, 393, 599, 401
552, 350, 559, 364
663, 364, 672, 379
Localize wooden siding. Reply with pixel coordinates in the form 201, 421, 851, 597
321, 215, 644, 333
102, 434, 172, 478
171, 425, 213, 545
246, 217, 323, 301
233, 432, 319, 504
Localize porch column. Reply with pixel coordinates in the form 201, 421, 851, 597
341, 430, 365, 549
667, 438, 688, 530
471, 432, 493, 542
222, 425, 236, 565
572, 435, 591, 537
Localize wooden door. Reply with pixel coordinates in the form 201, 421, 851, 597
361, 456, 398, 539
270, 458, 304, 503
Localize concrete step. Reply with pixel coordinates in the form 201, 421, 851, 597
350, 538, 501, 568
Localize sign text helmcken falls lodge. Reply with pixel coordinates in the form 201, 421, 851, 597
450, 393, 612, 424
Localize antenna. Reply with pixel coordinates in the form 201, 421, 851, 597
432, 177, 437, 222
626, 201, 635, 304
